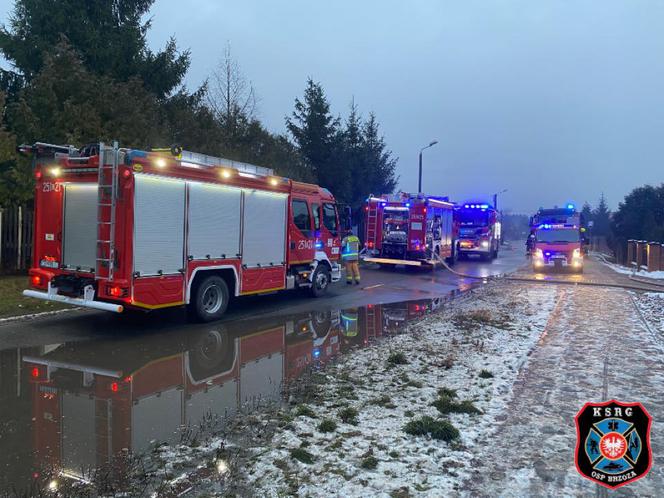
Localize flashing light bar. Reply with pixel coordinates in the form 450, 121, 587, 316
463, 203, 490, 209
384, 206, 409, 211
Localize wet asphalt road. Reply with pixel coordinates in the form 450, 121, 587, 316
0, 244, 527, 350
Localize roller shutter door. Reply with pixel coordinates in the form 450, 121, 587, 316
188, 182, 241, 260
134, 175, 185, 276
62, 184, 98, 271
241, 190, 287, 268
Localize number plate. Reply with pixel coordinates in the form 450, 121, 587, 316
40, 259, 59, 269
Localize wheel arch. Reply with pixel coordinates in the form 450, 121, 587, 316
187, 266, 238, 304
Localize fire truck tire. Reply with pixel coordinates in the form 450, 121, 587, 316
190, 275, 230, 322
310, 265, 331, 298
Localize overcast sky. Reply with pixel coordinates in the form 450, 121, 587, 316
2, 0, 663, 213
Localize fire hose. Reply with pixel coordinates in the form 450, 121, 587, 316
427, 248, 664, 293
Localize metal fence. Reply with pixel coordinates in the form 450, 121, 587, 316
0, 205, 33, 273
626, 239, 664, 272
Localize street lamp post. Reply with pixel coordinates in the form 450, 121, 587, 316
418, 140, 438, 194
492, 189, 508, 210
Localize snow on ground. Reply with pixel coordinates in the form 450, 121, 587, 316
633, 291, 664, 334
235, 282, 559, 497
603, 260, 664, 280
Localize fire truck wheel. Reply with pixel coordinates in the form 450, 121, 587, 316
191, 275, 229, 322
310, 265, 331, 297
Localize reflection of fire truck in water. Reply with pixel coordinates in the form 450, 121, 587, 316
361, 193, 457, 267
21, 299, 438, 489
455, 202, 501, 260
529, 204, 585, 273
20, 142, 343, 322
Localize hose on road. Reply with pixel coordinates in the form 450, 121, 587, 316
429, 248, 664, 293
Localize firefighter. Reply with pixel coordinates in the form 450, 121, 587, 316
341, 229, 361, 285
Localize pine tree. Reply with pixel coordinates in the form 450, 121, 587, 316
286, 79, 342, 196
592, 193, 611, 237
0, 0, 190, 98
361, 112, 398, 200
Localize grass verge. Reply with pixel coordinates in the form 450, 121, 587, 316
0, 275, 71, 319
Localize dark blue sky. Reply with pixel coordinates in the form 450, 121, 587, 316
2, 1, 663, 213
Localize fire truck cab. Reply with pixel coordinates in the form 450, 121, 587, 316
21, 142, 343, 322
529, 205, 584, 273
362, 193, 457, 267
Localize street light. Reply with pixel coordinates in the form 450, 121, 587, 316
418, 140, 438, 194
492, 189, 508, 210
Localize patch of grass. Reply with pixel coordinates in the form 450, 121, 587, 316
0, 275, 71, 319
432, 396, 481, 415
403, 416, 460, 442
273, 458, 289, 471
406, 380, 423, 388
452, 308, 513, 331
328, 439, 343, 450
360, 455, 379, 470
404, 410, 415, 418
294, 404, 317, 418
318, 419, 337, 433
290, 448, 315, 464
338, 407, 359, 425
336, 384, 358, 400
369, 395, 392, 407
479, 369, 494, 379
299, 440, 311, 448
387, 351, 408, 365
399, 372, 411, 383
437, 387, 457, 398
388, 450, 400, 458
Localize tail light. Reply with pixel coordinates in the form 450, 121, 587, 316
110, 382, 119, 392
31, 367, 41, 379
31, 275, 42, 287
107, 286, 128, 298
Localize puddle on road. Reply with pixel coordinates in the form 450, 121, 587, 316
0, 292, 467, 495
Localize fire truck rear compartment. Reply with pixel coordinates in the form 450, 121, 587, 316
62, 183, 98, 273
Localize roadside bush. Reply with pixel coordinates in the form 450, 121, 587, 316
318, 419, 338, 433
360, 455, 379, 470
338, 406, 359, 425
403, 416, 459, 442
290, 448, 315, 464
479, 369, 494, 379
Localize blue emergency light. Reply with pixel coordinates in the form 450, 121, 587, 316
566, 203, 575, 210
405, 202, 411, 207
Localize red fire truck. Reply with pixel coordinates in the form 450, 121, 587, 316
20, 142, 343, 321
362, 193, 457, 268
455, 202, 501, 260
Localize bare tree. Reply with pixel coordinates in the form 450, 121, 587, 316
207, 42, 258, 135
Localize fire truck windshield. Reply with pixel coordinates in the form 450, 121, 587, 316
457, 210, 489, 226
536, 228, 579, 243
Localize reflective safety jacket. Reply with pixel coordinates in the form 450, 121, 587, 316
341, 235, 360, 261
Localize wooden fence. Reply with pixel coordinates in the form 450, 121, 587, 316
0, 205, 33, 273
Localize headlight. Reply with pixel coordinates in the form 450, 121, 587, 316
534, 249, 544, 258
573, 248, 581, 258
481, 240, 490, 248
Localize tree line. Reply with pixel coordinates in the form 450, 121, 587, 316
0, 0, 397, 213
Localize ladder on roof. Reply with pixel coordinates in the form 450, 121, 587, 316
96, 142, 119, 282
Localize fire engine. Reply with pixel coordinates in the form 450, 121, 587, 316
361, 193, 457, 268
529, 204, 585, 273
455, 202, 501, 260
20, 142, 343, 321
